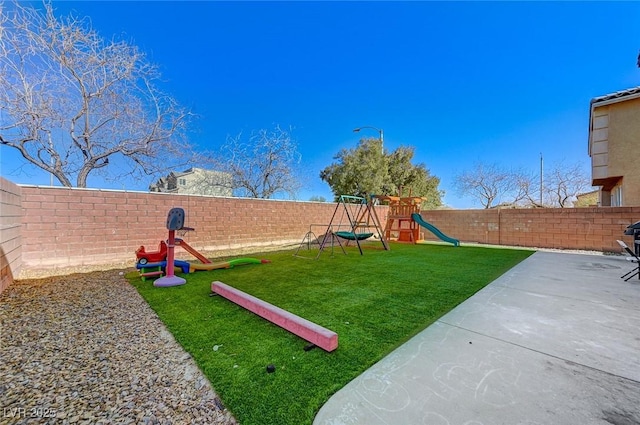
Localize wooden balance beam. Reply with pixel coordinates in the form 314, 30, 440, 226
211, 281, 338, 352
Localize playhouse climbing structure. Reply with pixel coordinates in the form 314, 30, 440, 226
375, 194, 426, 243
375, 193, 460, 246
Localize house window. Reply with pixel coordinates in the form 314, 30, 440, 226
611, 186, 623, 207
179, 178, 186, 186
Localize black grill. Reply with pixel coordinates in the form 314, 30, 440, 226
623, 221, 640, 255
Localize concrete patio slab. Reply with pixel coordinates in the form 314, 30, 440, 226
314, 251, 640, 425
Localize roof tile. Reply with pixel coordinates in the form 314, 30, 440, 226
591, 86, 640, 104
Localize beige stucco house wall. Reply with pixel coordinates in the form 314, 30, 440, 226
589, 87, 640, 206
150, 167, 233, 196
574, 189, 599, 207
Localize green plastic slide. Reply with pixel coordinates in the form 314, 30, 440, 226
411, 213, 460, 246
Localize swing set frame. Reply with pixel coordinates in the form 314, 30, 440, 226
295, 195, 388, 259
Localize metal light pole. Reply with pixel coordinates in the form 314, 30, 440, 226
540, 153, 543, 207
353, 126, 384, 153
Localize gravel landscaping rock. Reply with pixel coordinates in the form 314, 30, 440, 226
0, 271, 237, 425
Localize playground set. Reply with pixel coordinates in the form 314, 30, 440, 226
295, 195, 389, 259
295, 193, 459, 259
376, 193, 460, 246
135, 207, 269, 286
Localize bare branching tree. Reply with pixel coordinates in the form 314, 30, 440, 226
454, 163, 517, 208
209, 125, 303, 199
0, 2, 194, 187
513, 170, 543, 208
544, 161, 592, 208
455, 160, 593, 208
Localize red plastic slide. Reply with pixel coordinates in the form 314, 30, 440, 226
175, 239, 212, 264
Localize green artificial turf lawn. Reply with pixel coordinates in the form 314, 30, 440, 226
129, 242, 533, 425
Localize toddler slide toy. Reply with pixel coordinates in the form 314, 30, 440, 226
189, 258, 270, 273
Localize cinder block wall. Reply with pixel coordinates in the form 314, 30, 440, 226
19, 185, 354, 275
420, 207, 640, 252
4, 179, 640, 294
0, 177, 22, 293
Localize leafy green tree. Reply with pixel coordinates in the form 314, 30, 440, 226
320, 138, 443, 208
386, 146, 443, 209
320, 138, 388, 199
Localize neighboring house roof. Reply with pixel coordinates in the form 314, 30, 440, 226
172, 168, 195, 178
588, 86, 640, 158
576, 189, 598, 197
489, 202, 517, 209
591, 86, 640, 107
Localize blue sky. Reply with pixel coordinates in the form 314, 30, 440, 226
2, 1, 639, 208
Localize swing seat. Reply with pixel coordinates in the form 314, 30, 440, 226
334, 231, 374, 241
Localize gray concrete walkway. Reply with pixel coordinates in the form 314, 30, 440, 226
314, 251, 640, 425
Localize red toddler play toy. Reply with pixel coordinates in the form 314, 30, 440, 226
136, 241, 168, 265
136, 238, 211, 266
